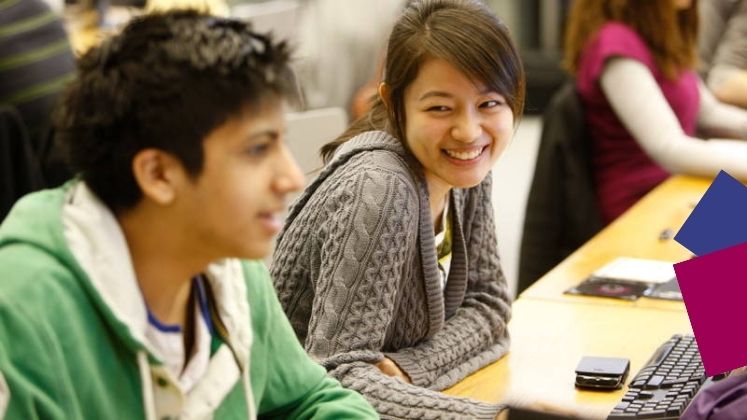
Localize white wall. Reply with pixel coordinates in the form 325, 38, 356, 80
491, 116, 541, 298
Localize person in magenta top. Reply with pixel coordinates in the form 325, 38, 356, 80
564, 0, 747, 223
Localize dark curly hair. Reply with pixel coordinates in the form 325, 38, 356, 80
55, 10, 297, 212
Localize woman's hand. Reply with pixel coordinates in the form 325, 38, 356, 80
375, 357, 412, 383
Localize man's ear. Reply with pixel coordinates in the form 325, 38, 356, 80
378, 82, 392, 111
131, 149, 184, 205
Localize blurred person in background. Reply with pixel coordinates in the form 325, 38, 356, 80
699, 0, 747, 109
1, 0, 75, 220
564, 0, 747, 224
295, 0, 405, 116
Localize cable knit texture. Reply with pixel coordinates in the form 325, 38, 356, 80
271, 131, 512, 419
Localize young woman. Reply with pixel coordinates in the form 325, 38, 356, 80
564, 0, 747, 223
271, 0, 524, 417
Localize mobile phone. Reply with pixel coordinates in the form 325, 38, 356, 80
574, 356, 630, 390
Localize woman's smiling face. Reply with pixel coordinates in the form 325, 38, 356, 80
404, 58, 514, 198
402, 57, 515, 197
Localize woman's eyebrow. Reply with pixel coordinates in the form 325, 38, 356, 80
418, 91, 453, 101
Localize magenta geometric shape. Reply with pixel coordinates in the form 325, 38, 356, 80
674, 241, 747, 376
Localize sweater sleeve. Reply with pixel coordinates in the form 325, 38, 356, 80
303, 168, 504, 419
600, 57, 747, 180
385, 175, 512, 391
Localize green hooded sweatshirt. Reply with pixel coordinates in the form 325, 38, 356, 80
0, 182, 377, 419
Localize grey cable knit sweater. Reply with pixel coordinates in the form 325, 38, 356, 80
271, 131, 512, 419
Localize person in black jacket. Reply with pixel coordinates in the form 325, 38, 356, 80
0, 0, 75, 220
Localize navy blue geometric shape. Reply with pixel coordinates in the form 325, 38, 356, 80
674, 171, 747, 256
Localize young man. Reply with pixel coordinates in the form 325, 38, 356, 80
0, 10, 376, 419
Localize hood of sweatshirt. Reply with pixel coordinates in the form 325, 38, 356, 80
0, 180, 256, 418
1, 181, 252, 365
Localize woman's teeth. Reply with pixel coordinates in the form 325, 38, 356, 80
444, 147, 483, 160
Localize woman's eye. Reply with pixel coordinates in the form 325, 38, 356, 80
481, 100, 503, 109
426, 105, 450, 112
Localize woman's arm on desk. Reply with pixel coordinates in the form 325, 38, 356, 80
697, 78, 747, 139
600, 57, 747, 179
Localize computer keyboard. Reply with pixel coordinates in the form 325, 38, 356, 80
607, 334, 709, 419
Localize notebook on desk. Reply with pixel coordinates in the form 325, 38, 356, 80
565, 257, 682, 301
643, 277, 682, 301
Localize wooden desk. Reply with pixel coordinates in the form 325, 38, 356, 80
520, 175, 710, 311
445, 299, 693, 419
446, 175, 712, 418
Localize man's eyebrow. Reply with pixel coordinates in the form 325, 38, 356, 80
246, 129, 280, 141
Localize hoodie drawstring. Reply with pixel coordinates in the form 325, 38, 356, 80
242, 367, 256, 419
137, 351, 157, 420
0, 370, 9, 418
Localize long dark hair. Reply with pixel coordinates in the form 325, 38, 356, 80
564, 0, 699, 80
320, 0, 525, 163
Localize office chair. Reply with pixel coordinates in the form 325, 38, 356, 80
285, 107, 347, 184
517, 82, 603, 294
